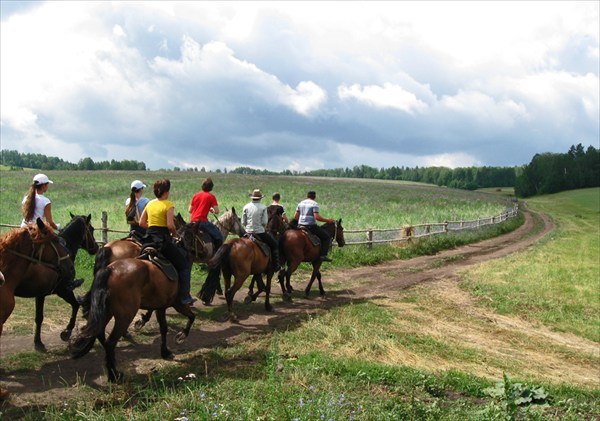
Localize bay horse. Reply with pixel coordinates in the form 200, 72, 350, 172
278, 220, 346, 297
28, 213, 99, 350
207, 233, 278, 323
0, 219, 75, 346
69, 221, 199, 382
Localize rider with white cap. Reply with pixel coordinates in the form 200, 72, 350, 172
21, 173, 59, 230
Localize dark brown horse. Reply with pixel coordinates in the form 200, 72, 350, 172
0, 219, 75, 345
246, 212, 289, 303
207, 233, 278, 323
278, 220, 345, 297
69, 222, 199, 382
29, 213, 99, 350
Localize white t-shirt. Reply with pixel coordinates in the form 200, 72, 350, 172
21, 193, 51, 227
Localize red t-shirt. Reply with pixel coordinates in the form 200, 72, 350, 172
189, 191, 218, 222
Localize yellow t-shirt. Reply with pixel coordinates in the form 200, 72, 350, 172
145, 199, 174, 227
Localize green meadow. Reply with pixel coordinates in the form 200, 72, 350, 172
1, 171, 598, 420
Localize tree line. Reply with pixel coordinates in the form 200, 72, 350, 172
3, 145, 598, 197
515, 144, 599, 197
1, 150, 146, 171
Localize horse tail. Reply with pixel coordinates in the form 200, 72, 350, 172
207, 242, 232, 269
93, 246, 112, 275
198, 266, 221, 305
69, 266, 112, 359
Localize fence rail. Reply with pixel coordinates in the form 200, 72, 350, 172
0, 206, 519, 248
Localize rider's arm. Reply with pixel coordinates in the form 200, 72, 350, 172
139, 208, 149, 229
166, 207, 177, 237
44, 203, 58, 230
314, 211, 333, 224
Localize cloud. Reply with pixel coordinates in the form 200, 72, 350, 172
1, 1, 598, 172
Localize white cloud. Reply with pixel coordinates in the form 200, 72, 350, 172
338, 83, 428, 114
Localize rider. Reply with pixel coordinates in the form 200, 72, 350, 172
125, 180, 149, 237
188, 177, 223, 252
139, 179, 195, 306
294, 191, 334, 262
267, 192, 289, 224
242, 189, 281, 271
21, 173, 59, 230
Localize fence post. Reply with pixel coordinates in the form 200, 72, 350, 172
367, 228, 373, 250
102, 211, 108, 244
444, 221, 448, 233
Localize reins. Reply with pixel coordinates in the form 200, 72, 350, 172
7, 237, 71, 272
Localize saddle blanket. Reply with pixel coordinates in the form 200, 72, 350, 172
138, 247, 179, 281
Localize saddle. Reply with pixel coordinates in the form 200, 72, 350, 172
137, 246, 179, 282
244, 234, 271, 257
299, 227, 321, 247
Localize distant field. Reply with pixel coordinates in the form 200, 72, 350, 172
0, 170, 511, 239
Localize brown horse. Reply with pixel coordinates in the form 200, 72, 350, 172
0, 219, 75, 343
207, 234, 278, 323
69, 221, 198, 382
278, 220, 346, 297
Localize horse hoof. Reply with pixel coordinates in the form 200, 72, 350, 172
60, 329, 72, 342
266, 304, 273, 312
175, 332, 187, 344
34, 343, 48, 353
282, 293, 293, 303
108, 370, 124, 383
162, 351, 175, 360
229, 315, 239, 324
133, 319, 145, 331
244, 295, 254, 305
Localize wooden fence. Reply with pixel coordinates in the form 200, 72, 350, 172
0, 206, 519, 248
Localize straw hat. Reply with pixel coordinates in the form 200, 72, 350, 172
249, 189, 265, 200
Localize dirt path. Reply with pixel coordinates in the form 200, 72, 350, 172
4, 208, 591, 408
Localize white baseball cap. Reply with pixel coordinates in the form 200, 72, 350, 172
33, 173, 53, 184
131, 180, 146, 190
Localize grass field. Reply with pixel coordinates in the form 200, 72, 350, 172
1, 172, 597, 419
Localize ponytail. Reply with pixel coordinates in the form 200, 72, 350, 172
22, 183, 39, 221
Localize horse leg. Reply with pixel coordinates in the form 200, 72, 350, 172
104, 315, 131, 383
264, 273, 273, 312
34, 296, 47, 352
304, 264, 321, 298
316, 269, 325, 296
225, 274, 245, 323
154, 309, 174, 360
133, 310, 154, 331
244, 274, 264, 304
172, 303, 196, 344
56, 289, 80, 341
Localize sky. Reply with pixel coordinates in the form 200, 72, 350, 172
1, 1, 599, 172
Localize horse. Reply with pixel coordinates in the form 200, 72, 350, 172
27, 213, 99, 350
278, 220, 346, 298
0, 219, 75, 348
69, 221, 199, 382
246, 212, 289, 303
207, 232, 279, 323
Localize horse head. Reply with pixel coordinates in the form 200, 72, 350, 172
64, 213, 99, 256
217, 207, 245, 237
323, 219, 345, 247
267, 213, 286, 239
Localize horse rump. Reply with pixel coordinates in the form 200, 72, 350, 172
69, 266, 112, 359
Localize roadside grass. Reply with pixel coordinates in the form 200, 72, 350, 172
460, 188, 600, 342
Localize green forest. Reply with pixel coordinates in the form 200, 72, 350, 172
2, 144, 598, 197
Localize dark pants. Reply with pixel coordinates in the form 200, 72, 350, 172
255, 232, 280, 268
147, 227, 193, 304
196, 221, 223, 249
301, 224, 331, 257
